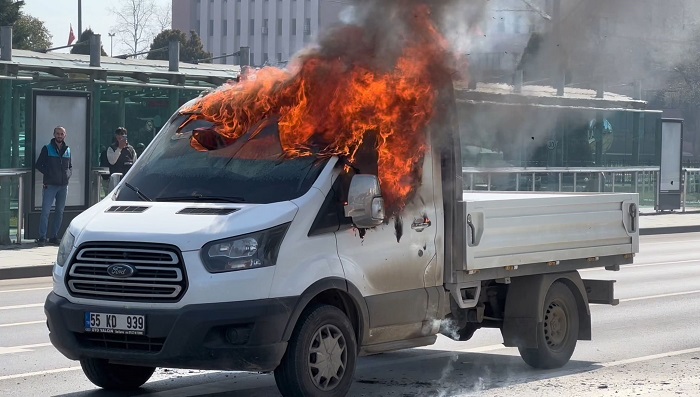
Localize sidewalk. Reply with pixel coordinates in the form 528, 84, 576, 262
2, 210, 700, 280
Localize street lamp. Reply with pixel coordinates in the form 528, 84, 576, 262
108, 32, 115, 57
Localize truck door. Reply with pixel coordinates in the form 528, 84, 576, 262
334, 137, 439, 345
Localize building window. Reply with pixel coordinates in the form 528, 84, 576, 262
291, 18, 296, 35
277, 18, 282, 35
276, 52, 282, 62
262, 18, 268, 35
235, 19, 241, 35
250, 19, 255, 35
263, 52, 269, 64
223, 20, 228, 36
209, 20, 214, 36
250, 53, 255, 65
304, 18, 311, 35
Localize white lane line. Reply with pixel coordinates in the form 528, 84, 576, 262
0, 321, 44, 328
0, 303, 43, 310
0, 366, 82, 381
602, 346, 700, 367
619, 289, 700, 303
0, 345, 698, 384
580, 258, 700, 272
0, 343, 53, 355
0, 287, 51, 294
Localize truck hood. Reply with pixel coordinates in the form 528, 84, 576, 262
70, 198, 299, 252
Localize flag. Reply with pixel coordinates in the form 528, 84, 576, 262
68, 24, 76, 46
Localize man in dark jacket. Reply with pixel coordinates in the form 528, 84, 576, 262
35, 126, 72, 246
106, 127, 137, 176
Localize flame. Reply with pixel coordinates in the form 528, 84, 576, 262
182, 5, 457, 213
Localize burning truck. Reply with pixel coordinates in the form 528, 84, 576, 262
44, 3, 639, 397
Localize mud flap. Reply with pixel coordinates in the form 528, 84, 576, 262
501, 272, 592, 348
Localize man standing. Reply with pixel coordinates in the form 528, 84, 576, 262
106, 127, 137, 176
35, 126, 72, 246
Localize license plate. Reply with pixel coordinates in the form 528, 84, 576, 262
84, 312, 146, 335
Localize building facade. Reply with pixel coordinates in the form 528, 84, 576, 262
468, 0, 554, 82
172, 0, 350, 67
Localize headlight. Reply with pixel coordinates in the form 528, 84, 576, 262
56, 231, 75, 267
201, 223, 290, 273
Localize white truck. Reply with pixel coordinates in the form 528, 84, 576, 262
45, 85, 639, 397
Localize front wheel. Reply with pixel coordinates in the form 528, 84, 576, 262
518, 281, 579, 369
80, 358, 155, 390
274, 304, 357, 397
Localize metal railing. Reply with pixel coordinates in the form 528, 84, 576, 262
463, 166, 662, 208
0, 169, 31, 244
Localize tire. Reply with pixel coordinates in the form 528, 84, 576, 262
80, 357, 155, 390
518, 281, 579, 369
274, 304, 357, 397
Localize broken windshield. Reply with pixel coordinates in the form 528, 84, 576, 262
114, 113, 327, 204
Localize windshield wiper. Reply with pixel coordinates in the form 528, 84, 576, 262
156, 194, 246, 203
123, 182, 152, 202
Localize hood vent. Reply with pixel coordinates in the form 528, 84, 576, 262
177, 207, 239, 215
106, 206, 150, 213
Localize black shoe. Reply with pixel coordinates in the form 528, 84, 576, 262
48, 238, 61, 245
36, 238, 47, 246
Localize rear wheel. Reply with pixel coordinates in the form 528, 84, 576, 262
274, 304, 357, 397
518, 281, 579, 369
80, 358, 155, 390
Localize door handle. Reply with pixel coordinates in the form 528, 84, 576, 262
411, 217, 432, 232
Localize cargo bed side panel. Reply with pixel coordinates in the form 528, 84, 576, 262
461, 192, 639, 271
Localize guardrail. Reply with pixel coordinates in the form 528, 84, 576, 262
463, 166, 664, 208
0, 168, 110, 244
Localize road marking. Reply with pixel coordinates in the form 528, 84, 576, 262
0, 343, 53, 355
0, 287, 51, 294
0, 321, 44, 328
602, 346, 700, 367
580, 258, 700, 272
0, 303, 43, 310
619, 289, 700, 302
0, 366, 82, 381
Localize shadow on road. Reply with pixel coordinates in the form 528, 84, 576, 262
53, 350, 600, 397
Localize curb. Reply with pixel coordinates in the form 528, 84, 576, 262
640, 226, 700, 236
0, 265, 53, 281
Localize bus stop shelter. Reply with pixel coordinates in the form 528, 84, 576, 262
0, 36, 240, 244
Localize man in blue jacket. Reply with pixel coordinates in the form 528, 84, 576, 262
35, 126, 72, 246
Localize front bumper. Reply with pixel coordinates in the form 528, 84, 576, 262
44, 292, 296, 371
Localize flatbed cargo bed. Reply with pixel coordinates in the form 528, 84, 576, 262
460, 191, 639, 271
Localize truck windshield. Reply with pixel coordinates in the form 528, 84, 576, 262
114, 113, 327, 204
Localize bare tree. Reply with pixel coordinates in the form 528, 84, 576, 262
154, 3, 172, 32
110, 0, 157, 57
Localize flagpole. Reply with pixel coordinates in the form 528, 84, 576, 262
78, 0, 82, 36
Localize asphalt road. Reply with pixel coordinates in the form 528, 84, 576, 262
2, 233, 700, 396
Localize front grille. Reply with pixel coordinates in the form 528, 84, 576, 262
66, 243, 187, 302
76, 332, 165, 353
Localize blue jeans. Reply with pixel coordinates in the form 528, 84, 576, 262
39, 184, 68, 240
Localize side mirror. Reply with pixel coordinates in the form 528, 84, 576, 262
344, 175, 385, 228
108, 173, 123, 193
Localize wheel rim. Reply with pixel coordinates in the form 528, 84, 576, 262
307, 324, 347, 391
543, 299, 568, 351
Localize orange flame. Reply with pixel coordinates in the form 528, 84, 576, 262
182, 5, 457, 213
